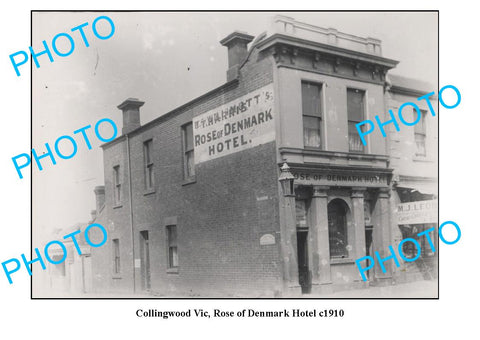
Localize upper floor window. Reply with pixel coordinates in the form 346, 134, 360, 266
113, 165, 121, 205
302, 82, 322, 148
113, 239, 120, 274
143, 139, 154, 190
414, 110, 427, 157
182, 122, 195, 179
347, 88, 366, 153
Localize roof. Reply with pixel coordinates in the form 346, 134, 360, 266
53, 222, 87, 241
101, 78, 239, 149
388, 74, 435, 96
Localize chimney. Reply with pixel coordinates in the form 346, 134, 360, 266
94, 186, 105, 214
117, 98, 145, 135
220, 31, 254, 82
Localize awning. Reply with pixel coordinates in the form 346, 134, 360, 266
396, 180, 438, 196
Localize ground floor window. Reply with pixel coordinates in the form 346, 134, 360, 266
399, 224, 436, 258
328, 199, 349, 258
166, 225, 178, 268
399, 224, 438, 279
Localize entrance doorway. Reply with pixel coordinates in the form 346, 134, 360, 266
365, 226, 373, 280
140, 231, 151, 291
296, 230, 311, 294
81, 255, 92, 293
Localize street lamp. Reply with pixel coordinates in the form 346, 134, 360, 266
279, 162, 295, 196
278, 161, 301, 295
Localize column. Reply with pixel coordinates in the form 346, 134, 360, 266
309, 186, 331, 290
279, 190, 301, 295
351, 188, 367, 266
372, 187, 393, 284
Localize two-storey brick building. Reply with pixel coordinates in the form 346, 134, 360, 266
86, 15, 437, 297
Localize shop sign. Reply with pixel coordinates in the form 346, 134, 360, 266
292, 172, 388, 187
396, 199, 438, 224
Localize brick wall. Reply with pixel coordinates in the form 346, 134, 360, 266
90, 139, 136, 293
91, 46, 283, 296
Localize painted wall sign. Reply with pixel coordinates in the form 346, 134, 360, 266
396, 199, 438, 224
292, 172, 388, 187
259, 234, 275, 246
193, 84, 274, 164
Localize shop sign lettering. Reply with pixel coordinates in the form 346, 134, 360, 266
292, 172, 388, 187
397, 199, 438, 224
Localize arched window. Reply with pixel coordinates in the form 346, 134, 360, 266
328, 199, 349, 258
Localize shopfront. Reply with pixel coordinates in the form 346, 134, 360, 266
395, 188, 438, 280
287, 165, 393, 294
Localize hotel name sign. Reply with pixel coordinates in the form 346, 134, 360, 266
193, 84, 274, 164
292, 172, 388, 187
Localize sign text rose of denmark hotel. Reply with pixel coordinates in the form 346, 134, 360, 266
84, 16, 438, 297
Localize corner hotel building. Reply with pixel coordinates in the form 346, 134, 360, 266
81, 15, 439, 297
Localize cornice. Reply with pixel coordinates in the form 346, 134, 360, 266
256, 33, 399, 69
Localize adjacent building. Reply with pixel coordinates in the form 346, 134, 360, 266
33, 223, 94, 296
386, 74, 439, 282
82, 15, 438, 297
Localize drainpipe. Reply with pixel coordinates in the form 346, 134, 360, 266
117, 98, 144, 293
126, 134, 136, 293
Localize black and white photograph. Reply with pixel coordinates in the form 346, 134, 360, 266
31, 11, 438, 298
1, 2, 478, 339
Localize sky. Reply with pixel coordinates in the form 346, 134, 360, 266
31, 11, 438, 240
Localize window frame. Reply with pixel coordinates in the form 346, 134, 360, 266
182, 122, 195, 180
327, 199, 350, 259
301, 81, 324, 149
347, 87, 366, 153
143, 139, 155, 191
113, 165, 121, 205
112, 238, 121, 274
414, 109, 427, 157
166, 225, 179, 271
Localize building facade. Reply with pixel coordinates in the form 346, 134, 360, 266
386, 74, 439, 282
33, 223, 94, 297
86, 15, 438, 297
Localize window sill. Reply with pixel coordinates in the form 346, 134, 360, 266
113, 204, 123, 209
413, 156, 434, 163
166, 268, 179, 274
347, 150, 366, 155
112, 275, 122, 279
143, 188, 156, 196
304, 146, 323, 151
330, 258, 355, 265
182, 177, 196, 186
